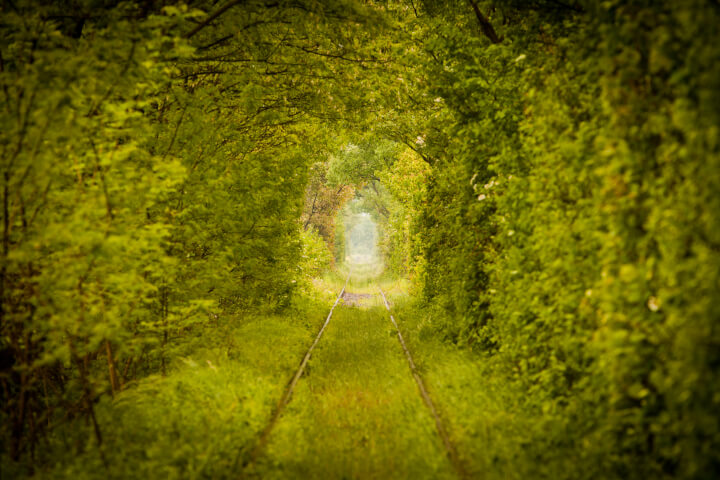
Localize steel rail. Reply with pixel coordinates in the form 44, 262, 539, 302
239, 271, 351, 471
378, 287, 468, 480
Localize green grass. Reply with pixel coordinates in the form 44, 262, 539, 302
385, 293, 601, 480
245, 304, 456, 479
318, 261, 409, 297
13, 299, 330, 480
11, 271, 545, 480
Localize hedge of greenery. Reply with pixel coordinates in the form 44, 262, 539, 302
412, 1, 720, 477
0, 0, 382, 464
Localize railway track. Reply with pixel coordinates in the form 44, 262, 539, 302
240, 275, 466, 479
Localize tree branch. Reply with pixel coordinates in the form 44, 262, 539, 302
183, 0, 245, 39
467, 0, 503, 44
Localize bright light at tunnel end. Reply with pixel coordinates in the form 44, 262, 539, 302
345, 212, 380, 266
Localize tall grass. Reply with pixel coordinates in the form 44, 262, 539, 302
247, 305, 456, 479
387, 293, 611, 480
8, 298, 330, 479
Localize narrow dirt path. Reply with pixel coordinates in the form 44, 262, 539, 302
242, 287, 458, 479
340, 291, 376, 307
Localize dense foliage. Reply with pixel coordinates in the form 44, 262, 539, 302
1, 0, 718, 478
0, 0, 389, 466
408, 0, 720, 477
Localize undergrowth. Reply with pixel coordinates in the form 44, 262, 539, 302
247, 304, 455, 479
3, 296, 329, 479
389, 292, 618, 480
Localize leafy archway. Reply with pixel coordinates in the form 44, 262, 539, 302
2, 0, 720, 478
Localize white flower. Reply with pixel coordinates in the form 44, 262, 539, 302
478, 194, 486, 201
508, 230, 515, 236
647, 296, 661, 312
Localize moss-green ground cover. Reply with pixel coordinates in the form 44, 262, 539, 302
246, 303, 455, 479
10, 267, 653, 480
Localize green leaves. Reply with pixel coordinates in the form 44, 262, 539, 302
2, 1, 719, 478
406, 0, 720, 477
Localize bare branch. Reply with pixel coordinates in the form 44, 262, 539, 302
467, 0, 503, 44
183, 0, 245, 39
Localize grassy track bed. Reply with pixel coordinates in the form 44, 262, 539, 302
248, 304, 456, 480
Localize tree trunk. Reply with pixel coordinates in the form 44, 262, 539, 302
105, 340, 120, 395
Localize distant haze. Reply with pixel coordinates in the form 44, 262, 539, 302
346, 213, 378, 265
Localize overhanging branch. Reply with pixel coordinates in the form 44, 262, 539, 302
467, 0, 502, 44
183, 0, 245, 39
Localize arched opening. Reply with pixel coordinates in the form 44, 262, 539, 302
345, 211, 378, 265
